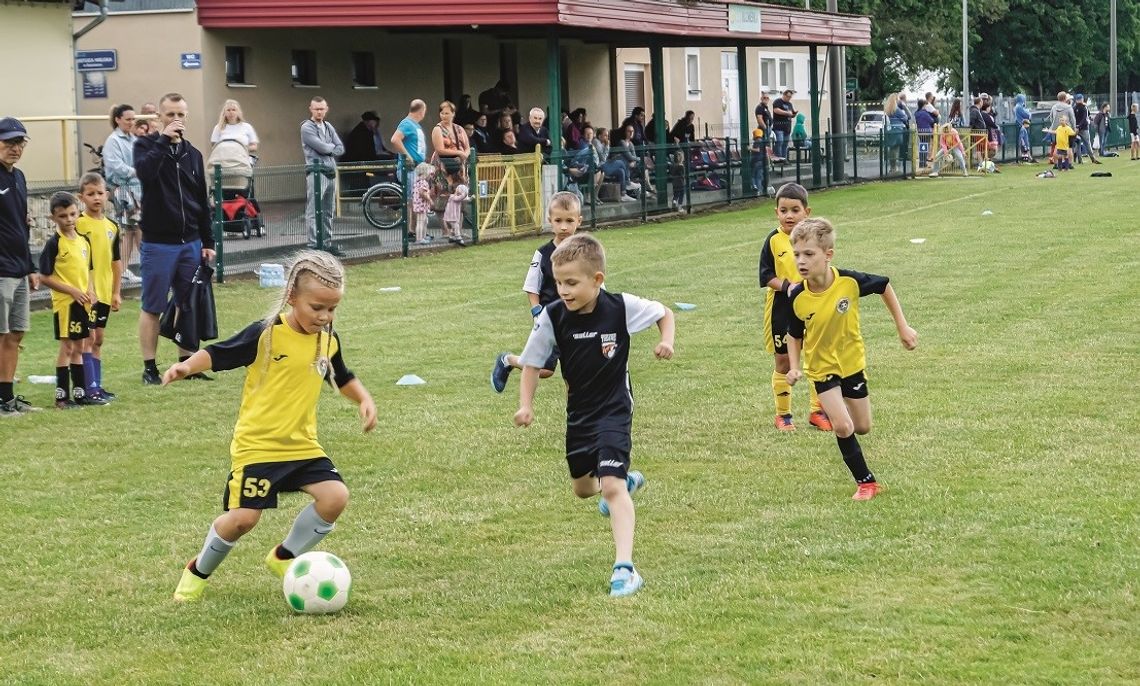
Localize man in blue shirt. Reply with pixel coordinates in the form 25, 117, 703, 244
390, 100, 427, 168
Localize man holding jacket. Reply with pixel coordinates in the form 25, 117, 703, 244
133, 93, 215, 385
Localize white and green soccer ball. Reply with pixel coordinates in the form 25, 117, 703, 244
282, 551, 351, 614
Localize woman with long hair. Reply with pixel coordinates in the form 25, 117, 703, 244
210, 99, 259, 152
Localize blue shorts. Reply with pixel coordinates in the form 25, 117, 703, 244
140, 240, 201, 315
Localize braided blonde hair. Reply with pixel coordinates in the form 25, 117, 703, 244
258, 249, 346, 389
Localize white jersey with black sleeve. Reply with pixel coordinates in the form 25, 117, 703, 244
519, 290, 666, 433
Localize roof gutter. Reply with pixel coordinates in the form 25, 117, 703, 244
73, 0, 110, 41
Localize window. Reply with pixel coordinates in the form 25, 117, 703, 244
720, 51, 737, 70
778, 59, 795, 91
760, 58, 776, 93
685, 49, 701, 99
624, 65, 646, 115
351, 51, 375, 88
291, 50, 318, 86
225, 46, 247, 85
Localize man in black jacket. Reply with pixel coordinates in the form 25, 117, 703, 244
517, 107, 552, 158
133, 92, 215, 385
0, 117, 40, 415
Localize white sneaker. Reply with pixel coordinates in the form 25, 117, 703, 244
619, 195, 637, 203
122, 269, 142, 284
626, 181, 641, 191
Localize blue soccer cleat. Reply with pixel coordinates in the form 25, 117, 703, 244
609, 564, 644, 598
598, 470, 646, 517
490, 352, 513, 393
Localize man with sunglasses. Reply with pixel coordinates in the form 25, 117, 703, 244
0, 117, 40, 416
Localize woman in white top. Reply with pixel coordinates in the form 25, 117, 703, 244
210, 99, 259, 152
102, 103, 143, 282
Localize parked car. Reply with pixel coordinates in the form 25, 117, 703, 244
854, 110, 886, 142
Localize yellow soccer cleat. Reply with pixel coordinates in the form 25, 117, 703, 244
265, 546, 292, 579
173, 562, 208, 602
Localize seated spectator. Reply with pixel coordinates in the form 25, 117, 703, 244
620, 107, 647, 146
670, 111, 696, 144
589, 127, 637, 203
517, 107, 552, 157
494, 111, 516, 147
499, 129, 521, 155
469, 113, 495, 154
646, 114, 660, 143
791, 113, 810, 149
563, 108, 587, 150
342, 111, 394, 162
455, 94, 480, 127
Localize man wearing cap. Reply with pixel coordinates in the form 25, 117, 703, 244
772, 90, 797, 161
342, 111, 393, 163
1071, 94, 1101, 164
0, 118, 41, 415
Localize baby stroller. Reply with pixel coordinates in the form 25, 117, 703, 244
206, 139, 264, 239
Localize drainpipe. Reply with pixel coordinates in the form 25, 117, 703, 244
74, 0, 110, 41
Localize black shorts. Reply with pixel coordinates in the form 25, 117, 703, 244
813, 370, 869, 399
763, 295, 792, 354
565, 429, 631, 480
53, 302, 90, 341
222, 457, 343, 511
88, 302, 111, 329
541, 345, 560, 373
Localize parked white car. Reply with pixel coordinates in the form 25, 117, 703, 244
855, 110, 886, 141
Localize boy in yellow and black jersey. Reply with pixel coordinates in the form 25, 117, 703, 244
76, 173, 122, 401
783, 218, 917, 501
38, 192, 107, 409
758, 183, 829, 432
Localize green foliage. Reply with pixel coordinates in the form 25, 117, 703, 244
2, 164, 1139, 683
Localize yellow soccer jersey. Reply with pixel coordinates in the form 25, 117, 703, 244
205, 316, 356, 468
76, 214, 120, 304
788, 267, 889, 382
1054, 124, 1076, 151
37, 231, 93, 312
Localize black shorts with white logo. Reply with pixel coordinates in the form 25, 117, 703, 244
222, 457, 343, 511
53, 302, 90, 340
813, 369, 869, 399
88, 302, 112, 329
565, 429, 631, 480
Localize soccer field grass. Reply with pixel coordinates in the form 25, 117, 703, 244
4, 162, 1138, 685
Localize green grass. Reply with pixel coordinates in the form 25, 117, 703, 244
3, 162, 1138, 685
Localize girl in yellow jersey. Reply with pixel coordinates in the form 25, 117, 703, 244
165, 250, 377, 602
783, 219, 917, 501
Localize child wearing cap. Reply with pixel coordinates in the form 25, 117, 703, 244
750, 126, 767, 195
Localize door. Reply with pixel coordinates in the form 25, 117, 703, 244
721, 51, 739, 139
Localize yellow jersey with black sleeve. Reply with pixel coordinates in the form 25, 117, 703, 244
37, 230, 93, 312
759, 228, 800, 354
75, 214, 120, 304
1054, 124, 1076, 151
204, 316, 356, 469
788, 267, 889, 382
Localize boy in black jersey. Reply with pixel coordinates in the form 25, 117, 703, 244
783, 219, 917, 501
513, 233, 675, 597
492, 191, 583, 391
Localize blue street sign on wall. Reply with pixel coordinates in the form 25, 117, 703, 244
76, 50, 117, 72
181, 52, 202, 69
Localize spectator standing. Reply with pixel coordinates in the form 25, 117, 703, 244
133, 93, 216, 385
478, 80, 514, 118
210, 99, 258, 152
1071, 94, 1099, 164
914, 95, 938, 169
979, 99, 1001, 163
948, 98, 964, 128
1093, 102, 1111, 157
390, 99, 428, 169
1048, 91, 1077, 164
771, 90, 797, 160
469, 113, 495, 155
103, 103, 143, 284
431, 100, 471, 181
300, 96, 345, 256
455, 94, 480, 127
755, 93, 773, 133
1014, 94, 1033, 128
0, 118, 39, 415
341, 111, 392, 163
137, 102, 159, 136
517, 107, 552, 157
883, 93, 908, 173
669, 111, 696, 145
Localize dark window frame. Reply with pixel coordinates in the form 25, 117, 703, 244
351, 51, 376, 88
291, 49, 318, 86
225, 46, 247, 85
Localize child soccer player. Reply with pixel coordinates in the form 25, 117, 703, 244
1046, 116, 1076, 170
759, 183, 830, 432
513, 233, 674, 597
38, 192, 107, 409
491, 191, 583, 391
165, 250, 377, 602
1018, 119, 1036, 163
783, 218, 917, 501
76, 173, 122, 402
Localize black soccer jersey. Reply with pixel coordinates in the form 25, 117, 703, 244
522, 240, 559, 305
519, 290, 665, 432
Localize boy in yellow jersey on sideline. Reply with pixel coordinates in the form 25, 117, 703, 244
76, 173, 122, 402
37, 192, 107, 408
783, 218, 917, 501
758, 183, 830, 432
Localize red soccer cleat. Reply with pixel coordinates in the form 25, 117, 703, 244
852, 482, 882, 501
774, 414, 796, 432
808, 411, 833, 432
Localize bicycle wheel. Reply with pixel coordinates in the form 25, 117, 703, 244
362, 182, 405, 230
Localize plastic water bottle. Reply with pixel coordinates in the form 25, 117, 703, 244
258, 263, 285, 288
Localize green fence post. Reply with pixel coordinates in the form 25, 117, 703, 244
852, 133, 860, 182
589, 156, 597, 229
879, 129, 885, 178
398, 158, 409, 257
726, 137, 734, 205
469, 151, 479, 245
212, 164, 225, 283
640, 148, 648, 222
683, 144, 692, 214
